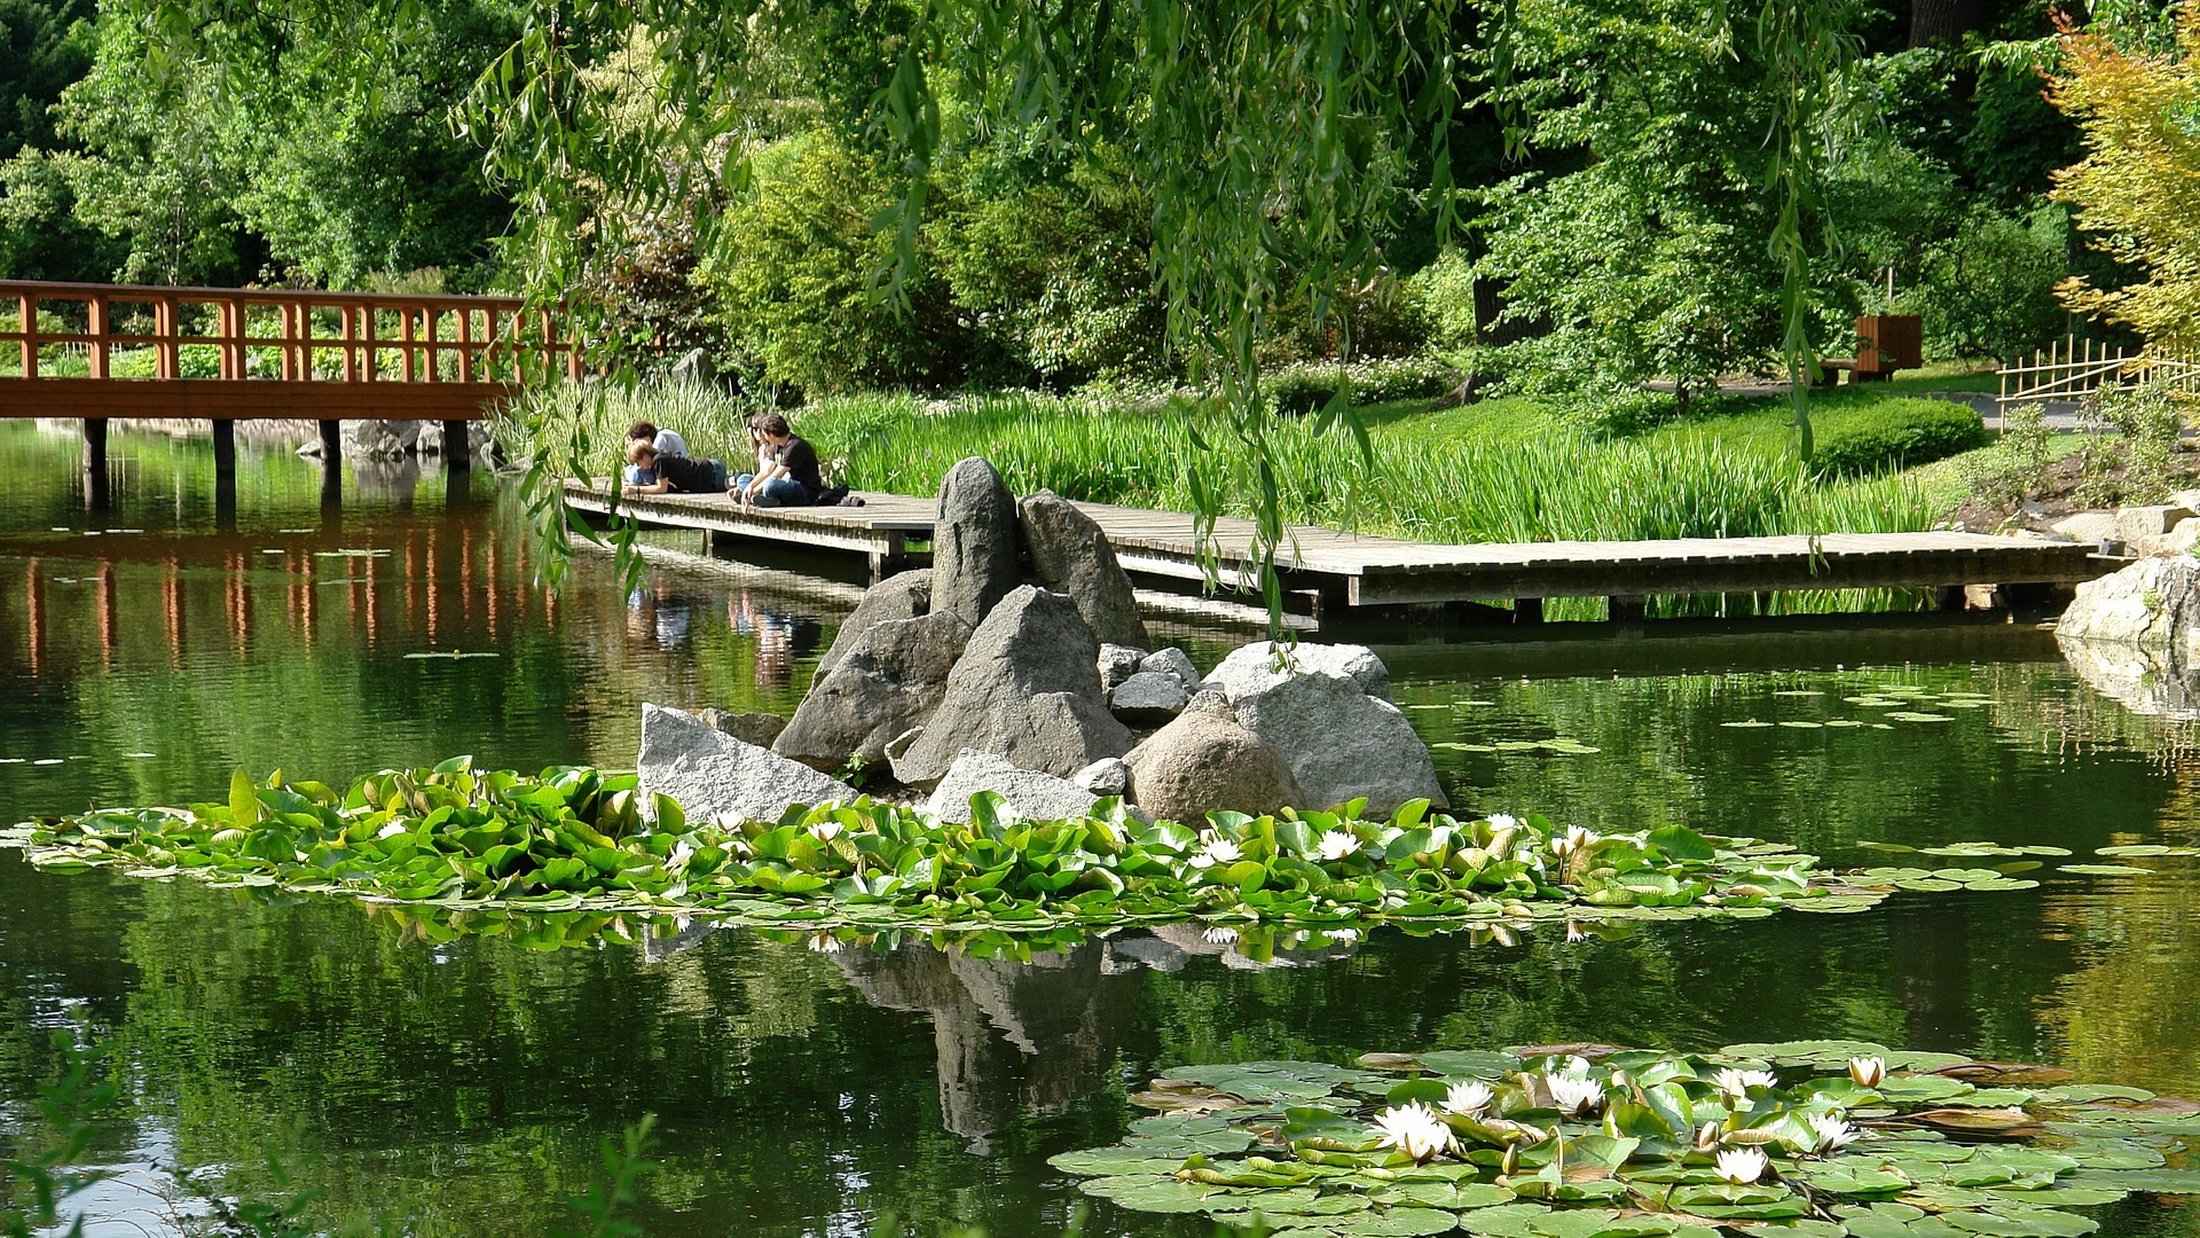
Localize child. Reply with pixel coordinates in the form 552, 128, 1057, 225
624, 441, 726, 494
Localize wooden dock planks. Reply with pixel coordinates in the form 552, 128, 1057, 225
561, 480, 2105, 609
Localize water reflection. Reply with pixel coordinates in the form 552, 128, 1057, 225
9, 420, 2200, 1235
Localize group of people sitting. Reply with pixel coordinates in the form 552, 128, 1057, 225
621, 413, 830, 507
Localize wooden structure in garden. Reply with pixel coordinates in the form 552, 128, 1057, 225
0, 279, 580, 494
1820, 314, 1922, 383
1997, 337, 2200, 406
564, 481, 2105, 626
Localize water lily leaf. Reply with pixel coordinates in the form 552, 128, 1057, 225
2056, 865, 2155, 877
2092, 844, 2190, 857
1932, 1208, 2099, 1237
1720, 720, 1776, 728
2063, 1168, 2200, 1193
1876, 1076, 1977, 1103
1048, 1149, 1188, 1177
1419, 1050, 1522, 1078
1901, 1108, 2039, 1134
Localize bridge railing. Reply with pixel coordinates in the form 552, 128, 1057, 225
1, 280, 583, 386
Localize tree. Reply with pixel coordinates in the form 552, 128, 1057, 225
2048, 6, 2200, 350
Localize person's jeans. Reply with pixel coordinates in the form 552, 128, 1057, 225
733, 474, 811, 507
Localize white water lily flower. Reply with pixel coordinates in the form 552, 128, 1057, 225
1848, 1056, 1886, 1088
1806, 1112, 1858, 1154
1193, 835, 1244, 868
1544, 1071, 1606, 1117
1443, 1081, 1496, 1116
1715, 1147, 1769, 1185
1551, 825, 1597, 859
1564, 921, 1590, 943
1714, 1068, 1778, 1098
375, 822, 408, 839
1373, 1102, 1454, 1163
1201, 926, 1239, 944
1694, 1121, 1724, 1152
807, 933, 844, 953
808, 820, 844, 842
1486, 813, 1518, 831
1327, 927, 1360, 944
668, 841, 695, 870
1318, 829, 1357, 861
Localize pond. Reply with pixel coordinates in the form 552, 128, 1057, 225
2, 420, 2198, 1238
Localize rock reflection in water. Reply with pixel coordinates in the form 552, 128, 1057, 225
349, 455, 422, 507
2057, 631, 2200, 720
644, 921, 1359, 1150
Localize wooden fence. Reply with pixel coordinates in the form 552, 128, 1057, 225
1998, 337, 2200, 406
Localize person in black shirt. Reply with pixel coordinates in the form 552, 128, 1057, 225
733, 413, 821, 506
624, 441, 726, 494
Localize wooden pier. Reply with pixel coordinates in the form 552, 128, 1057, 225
3, 279, 579, 505
562, 481, 2106, 624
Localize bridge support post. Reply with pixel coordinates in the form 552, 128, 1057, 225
318, 419, 342, 459
443, 420, 471, 477
1513, 597, 1544, 625
1608, 594, 1646, 623
82, 418, 110, 509
212, 419, 236, 478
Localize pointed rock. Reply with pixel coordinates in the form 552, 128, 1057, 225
930, 459, 1022, 627
896, 585, 1134, 785
1020, 489, 1149, 648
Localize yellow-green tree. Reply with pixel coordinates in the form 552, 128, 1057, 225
2049, 9, 2200, 348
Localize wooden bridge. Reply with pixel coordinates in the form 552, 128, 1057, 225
563, 482, 2107, 626
2, 279, 579, 501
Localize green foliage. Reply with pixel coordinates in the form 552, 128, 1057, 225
1056, 1042, 2200, 1237
3, 1029, 118, 1238
1808, 399, 1991, 478
555, 1115, 659, 1238
8, 761, 1929, 934
25, 0, 518, 286
1916, 206, 2069, 363
695, 134, 962, 393
1264, 359, 1460, 417
2089, 380, 2187, 504
1967, 402, 2056, 510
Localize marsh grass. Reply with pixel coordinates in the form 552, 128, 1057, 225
510, 383, 1951, 616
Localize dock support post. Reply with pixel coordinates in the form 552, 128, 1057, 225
319, 419, 342, 459
1513, 597, 1544, 625
1608, 594, 1645, 623
1935, 585, 1966, 612
443, 420, 471, 476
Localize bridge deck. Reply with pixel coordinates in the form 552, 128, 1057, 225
562, 481, 2104, 610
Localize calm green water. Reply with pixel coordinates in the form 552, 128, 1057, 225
3, 420, 2199, 1237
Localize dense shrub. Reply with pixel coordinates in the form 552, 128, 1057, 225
1916, 206, 2067, 363
1811, 397, 1990, 477
1263, 357, 1461, 415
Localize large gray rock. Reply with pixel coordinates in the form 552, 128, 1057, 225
637, 703, 858, 823
1124, 711, 1301, 823
931, 459, 1023, 627
696, 708, 787, 748
1202, 640, 1392, 701
815, 569, 933, 688
923, 750, 1101, 824
2058, 629, 2200, 720
1020, 490, 1150, 649
1230, 669, 1447, 815
1110, 671, 1187, 725
774, 610, 974, 769
896, 586, 1135, 785
2057, 556, 2200, 665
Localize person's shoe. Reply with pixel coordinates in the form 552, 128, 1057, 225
751, 495, 781, 508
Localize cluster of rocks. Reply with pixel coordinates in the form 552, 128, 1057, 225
2055, 555, 2200, 719
2049, 495, 2200, 558
637, 455, 1448, 825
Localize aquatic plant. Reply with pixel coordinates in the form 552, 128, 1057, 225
1052, 1040, 2200, 1237
0, 761, 2025, 936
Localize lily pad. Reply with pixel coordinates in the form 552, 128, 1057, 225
2057, 865, 2155, 877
